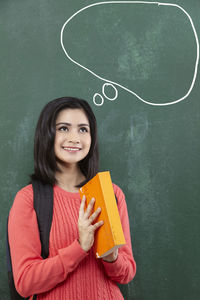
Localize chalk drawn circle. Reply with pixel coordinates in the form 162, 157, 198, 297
93, 93, 104, 106
102, 83, 118, 101
61, 1, 199, 106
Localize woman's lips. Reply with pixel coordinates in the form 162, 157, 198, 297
62, 147, 81, 152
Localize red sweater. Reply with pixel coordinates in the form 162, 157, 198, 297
8, 183, 136, 300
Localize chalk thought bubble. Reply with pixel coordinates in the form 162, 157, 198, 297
60, 1, 199, 106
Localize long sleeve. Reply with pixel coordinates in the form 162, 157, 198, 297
101, 184, 136, 284
8, 185, 88, 298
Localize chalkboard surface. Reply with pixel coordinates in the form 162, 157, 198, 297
1, 1, 200, 299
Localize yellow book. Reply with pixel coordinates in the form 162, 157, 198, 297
79, 171, 126, 258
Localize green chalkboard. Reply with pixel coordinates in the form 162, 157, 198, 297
1, 1, 200, 299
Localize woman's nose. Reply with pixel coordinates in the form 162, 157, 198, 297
67, 131, 80, 143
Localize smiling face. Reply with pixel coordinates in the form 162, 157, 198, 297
54, 108, 91, 168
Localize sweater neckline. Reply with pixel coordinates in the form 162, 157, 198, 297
54, 184, 81, 198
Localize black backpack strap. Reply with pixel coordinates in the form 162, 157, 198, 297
32, 180, 53, 300
7, 180, 53, 300
32, 180, 54, 259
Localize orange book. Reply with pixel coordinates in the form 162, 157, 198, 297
79, 171, 126, 258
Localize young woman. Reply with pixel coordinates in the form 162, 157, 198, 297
8, 97, 136, 300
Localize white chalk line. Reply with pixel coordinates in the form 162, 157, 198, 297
60, 1, 199, 106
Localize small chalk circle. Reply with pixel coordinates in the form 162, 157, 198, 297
93, 93, 104, 106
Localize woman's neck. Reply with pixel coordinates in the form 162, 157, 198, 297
55, 163, 85, 193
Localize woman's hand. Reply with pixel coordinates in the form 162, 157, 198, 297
78, 195, 103, 252
102, 249, 118, 262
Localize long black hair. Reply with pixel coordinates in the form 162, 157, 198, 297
31, 97, 99, 187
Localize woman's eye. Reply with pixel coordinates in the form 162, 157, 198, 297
59, 126, 68, 131
80, 127, 88, 133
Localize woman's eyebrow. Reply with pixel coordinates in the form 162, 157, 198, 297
56, 122, 71, 126
78, 123, 90, 127
56, 122, 90, 127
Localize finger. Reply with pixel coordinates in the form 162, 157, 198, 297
92, 220, 104, 231
84, 198, 95, 218
79, 195, 86, 218
89, 207, 101, 224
